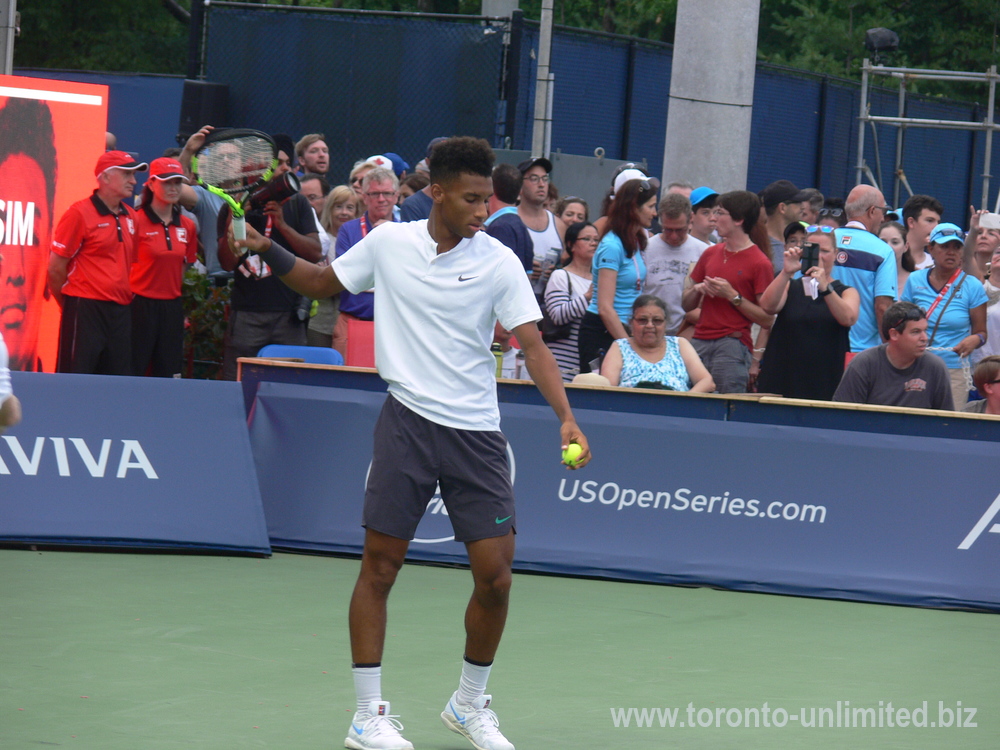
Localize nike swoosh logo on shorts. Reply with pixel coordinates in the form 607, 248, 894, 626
495, 515, 511, 524
458, 275, 478, 282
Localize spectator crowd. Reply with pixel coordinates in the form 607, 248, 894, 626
36, 126, 1000, 416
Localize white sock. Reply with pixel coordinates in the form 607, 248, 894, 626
456, 658, 492, 706
352, 665, 382, 715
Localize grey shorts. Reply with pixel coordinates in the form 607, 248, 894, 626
692, 336, 752, 394
363, 396, 515, 543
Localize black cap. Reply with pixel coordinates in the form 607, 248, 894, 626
272, 133, 296, 163
760, 179, 810, 209
517, 156, 553, 175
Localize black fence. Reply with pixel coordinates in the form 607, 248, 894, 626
205, 3, 507, 182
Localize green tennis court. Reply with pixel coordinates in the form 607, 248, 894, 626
2, 549, 995, 749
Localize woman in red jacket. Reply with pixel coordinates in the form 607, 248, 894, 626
130, 157, 198, 377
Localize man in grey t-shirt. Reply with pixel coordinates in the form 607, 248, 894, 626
833, 301, 954, 410
642, 193, 707, 335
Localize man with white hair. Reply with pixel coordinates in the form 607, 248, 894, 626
49, 150, 148, 374
332, 167, 400, 356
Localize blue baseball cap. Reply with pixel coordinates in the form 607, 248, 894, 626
384, 152, 410, 177
690, 186, 718, 208
929, 223, 965, 245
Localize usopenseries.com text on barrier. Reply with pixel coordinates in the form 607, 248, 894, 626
558, 478, 827, 522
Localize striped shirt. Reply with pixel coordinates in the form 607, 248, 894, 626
543, 268, 592, 381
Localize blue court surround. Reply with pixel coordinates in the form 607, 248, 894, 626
240, 360, 1000, 612
0, 373, 270, 555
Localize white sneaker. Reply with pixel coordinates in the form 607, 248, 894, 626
441, 691, 515, 750
345, 700, 413, 750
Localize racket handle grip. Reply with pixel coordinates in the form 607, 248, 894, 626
232, 216, 247, 241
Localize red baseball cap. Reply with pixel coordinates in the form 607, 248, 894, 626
149, 157, 185, 180
95, 150, 148, 176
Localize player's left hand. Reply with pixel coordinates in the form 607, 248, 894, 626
560, 422, 591, 469
230, 223, 271, 255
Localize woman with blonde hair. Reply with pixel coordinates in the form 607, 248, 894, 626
307, 185, 357, 348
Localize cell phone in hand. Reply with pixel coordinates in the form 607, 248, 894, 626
980, 212, 1000, 230
800, 242, 821, 274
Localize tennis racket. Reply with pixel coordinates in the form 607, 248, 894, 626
192, 128, 276, 241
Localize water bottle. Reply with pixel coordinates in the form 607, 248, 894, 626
492, 343, 503, 378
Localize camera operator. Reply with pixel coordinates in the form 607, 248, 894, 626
217, 134, 323, 380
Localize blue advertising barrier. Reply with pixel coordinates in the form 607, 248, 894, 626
0, 373, 270, 555
242, 364, 1000, 611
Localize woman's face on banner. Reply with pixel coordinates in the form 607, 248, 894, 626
0, 153, 51, 371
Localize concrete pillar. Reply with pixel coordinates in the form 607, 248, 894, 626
662, 0, 761, 192
530, 0, 554, 158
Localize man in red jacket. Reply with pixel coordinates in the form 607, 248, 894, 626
48, 150, 148, 374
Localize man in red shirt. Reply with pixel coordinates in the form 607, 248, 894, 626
48, 151, 147, 375
681, 191, 774, 393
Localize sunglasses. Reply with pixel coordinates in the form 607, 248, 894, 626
818, 208, 843, 217
805, 225, 836, 234
932, 228, 965, 241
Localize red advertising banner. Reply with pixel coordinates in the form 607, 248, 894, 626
0, 75, 108, 372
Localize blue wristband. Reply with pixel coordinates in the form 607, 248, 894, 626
258, 239, 297, 276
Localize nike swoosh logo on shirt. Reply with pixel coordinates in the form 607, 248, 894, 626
495, 515, 512, 524
458, 275, 478, 282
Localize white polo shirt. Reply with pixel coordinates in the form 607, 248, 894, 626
0, 333, 12, 405
333, 220, 541, 430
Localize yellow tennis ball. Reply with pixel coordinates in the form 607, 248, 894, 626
562, 443, 583, 466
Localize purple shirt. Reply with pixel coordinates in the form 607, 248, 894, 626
335, 213, 397, 318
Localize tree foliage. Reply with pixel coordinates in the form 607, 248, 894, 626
757, 0, 1000, 95
14, 0, 190, 74
12, 0, 1000, 103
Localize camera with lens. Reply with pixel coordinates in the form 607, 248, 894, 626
248, 171, 300, 211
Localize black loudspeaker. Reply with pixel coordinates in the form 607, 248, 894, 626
176, 80, 229, 145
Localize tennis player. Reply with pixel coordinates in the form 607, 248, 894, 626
0, 331, 22, 432
234, 136, 590, 750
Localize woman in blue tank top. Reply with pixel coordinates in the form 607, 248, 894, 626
601, 295, 715, 391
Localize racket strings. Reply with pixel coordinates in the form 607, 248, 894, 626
197, 136, 274, 195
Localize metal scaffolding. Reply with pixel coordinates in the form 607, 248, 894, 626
856, 58, 1000, 210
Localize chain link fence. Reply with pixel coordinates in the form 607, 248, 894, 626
205, 3, 508, 185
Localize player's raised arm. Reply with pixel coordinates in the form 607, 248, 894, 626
234, 222, 344, 300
